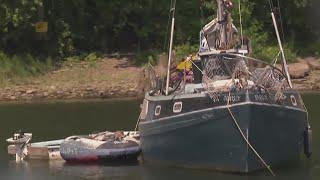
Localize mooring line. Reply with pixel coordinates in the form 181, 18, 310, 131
226, 91, 276, 176
134, 113, 141, 132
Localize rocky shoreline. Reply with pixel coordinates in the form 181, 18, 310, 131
0, 58, 141, 102
0, 57, 319, 102
0, 85, 138, 102
288, 57, 320, 91
1, 79, 319, 103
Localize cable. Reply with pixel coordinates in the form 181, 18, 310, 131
187, 58, 204, 74
163, 0, 174, 51
226, 91, 276, 176
238, 0, 244, 46
268, 0, 274, 12
199, 0, 205, 26
276, 0, 286, 43
199, 0, 213, 51
134, 113, 141, 132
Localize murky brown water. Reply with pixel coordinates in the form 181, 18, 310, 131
0, 95, 319, 179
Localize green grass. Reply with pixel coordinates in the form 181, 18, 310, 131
0, 52, 54, 84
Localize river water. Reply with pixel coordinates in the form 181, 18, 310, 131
0, 95, 319, 179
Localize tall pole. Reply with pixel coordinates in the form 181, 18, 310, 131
217, 0, 227, 49
165, 1, 176, 96
271, 12, 293, 88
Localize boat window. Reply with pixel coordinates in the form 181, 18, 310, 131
290, 95, 297, 106
155, 105, 161, 116
173, 102, 183, 113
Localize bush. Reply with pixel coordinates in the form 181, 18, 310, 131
64, 52, 101, 62
252, 44, 297, 63
134, 50, 161, 66
174, 43, 198, 62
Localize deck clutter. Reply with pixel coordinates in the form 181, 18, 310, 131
7, 131, 140, 163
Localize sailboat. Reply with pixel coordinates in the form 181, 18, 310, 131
138, 0, 312, 174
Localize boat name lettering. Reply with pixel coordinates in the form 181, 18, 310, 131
114, 141, 123, 144
254, 94, 268, 101
223, 95, 240, 102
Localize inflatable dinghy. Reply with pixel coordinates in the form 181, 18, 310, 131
60, 131, 140, 162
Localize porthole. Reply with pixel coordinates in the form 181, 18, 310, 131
155, 105, 161, 116
290, 95, 297, 106
173, 102, 183, 113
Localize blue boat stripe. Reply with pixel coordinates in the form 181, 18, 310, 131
140, 101, 306, 125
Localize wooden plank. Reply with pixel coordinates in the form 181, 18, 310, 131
27, 146, 49, 160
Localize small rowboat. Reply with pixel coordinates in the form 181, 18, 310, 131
6, 132, 32, 145
60, 131, 141, 162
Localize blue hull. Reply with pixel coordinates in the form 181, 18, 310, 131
139, 92, 308, 172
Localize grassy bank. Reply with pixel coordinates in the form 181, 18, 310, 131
0, 52, 54, 85
0, 56, 140, 101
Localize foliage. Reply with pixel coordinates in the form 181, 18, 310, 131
0, 0, 319, 65
135, 50, 161, 66
174, 43, 199, 62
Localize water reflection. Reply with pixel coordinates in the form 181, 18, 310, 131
49, 161, 142, 180
5, 159, 315, 180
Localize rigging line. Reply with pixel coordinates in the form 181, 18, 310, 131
171, 0, 177, 18
199, 2, 204, 26
163, 0, 174, 51
198, 1, 213, 51
267, 0, 274, 11
238, 0, 244, 46
134, 113, 141, 132
226, 91, 276, 176
276, 0, 286, 44
187, 58, 204, 74
272, 51, 281, 66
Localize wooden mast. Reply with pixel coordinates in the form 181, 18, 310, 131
217, 0, 227, 50
165, 0, 177, 96
271, 11, 293, 88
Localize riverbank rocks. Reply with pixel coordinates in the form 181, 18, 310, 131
288, 62, 311, 79
306, 58, 320, 70
26, 89, 37, 94
0, 85, 138, 102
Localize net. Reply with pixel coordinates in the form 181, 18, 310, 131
202, 54, 290, 101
